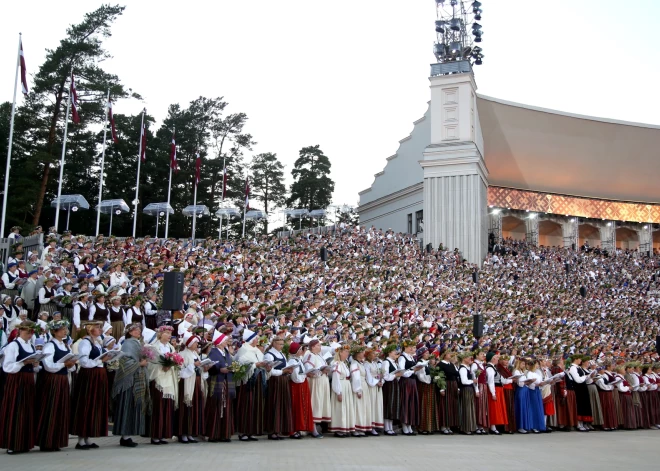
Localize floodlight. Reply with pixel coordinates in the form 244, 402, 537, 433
450, 18, 461, 31
450, 41, 461, 53
435, 20, 446, 33
472, 0, 482, 8
71, 206, 79, 212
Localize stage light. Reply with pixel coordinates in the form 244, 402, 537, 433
435, 20, 446, 33
472, 1, 482, 9
450, 18, 461, 31
71, 206, 79, 212
450, 41, 461, 53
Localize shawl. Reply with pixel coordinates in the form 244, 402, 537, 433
112, 337, 151, 413
180, 347, 200, 407
146, 342, 179, 407
235, 342, 265, 386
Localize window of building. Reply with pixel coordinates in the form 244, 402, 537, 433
407, 214, 413, 234
415, 210, 423, 233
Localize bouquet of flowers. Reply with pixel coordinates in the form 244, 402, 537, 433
229, 361, 251, 383
140, 346, 157, 361
429, 366, 447, 391
159, 352, 184, 369
60, 295, 73, 305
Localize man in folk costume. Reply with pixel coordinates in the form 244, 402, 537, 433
264, 336, 295, 440
235, 329, 272, 441
567, 355, 593, 431
205, 330, 234, 442
486, 351, 511, 434
471, 349, 489, 434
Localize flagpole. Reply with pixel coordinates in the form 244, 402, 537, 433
132, 109, 145, 238
192, 180, 198, 244
0, 34, 23, 238
165, 126, 174, 239
95, 88, 110, 237
242, 171, 248, 238
54, 69, 73, 232
218, 155, 226, 240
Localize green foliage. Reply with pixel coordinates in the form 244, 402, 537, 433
287, 145, 334, 228
251, 152, 287, 234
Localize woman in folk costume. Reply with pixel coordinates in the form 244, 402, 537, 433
71, 292, 90, 340
89, 293, 109, 324
302, 339, 332, 432
458, 351, 478, 435
364, 348, 384, 434
175, 332, 207, 443
567, 355, 594, 431
439, 349, 460, 434
512, 357, 534, 434
146, 326, 178, 445
486, 351, 510, 435
38, 277, 58, 317
328, 344, 356, 437
107, 295, 125, 341
595, 360, 618, 431
398, 339, 422, 435
264, 336, 295, 440
631, 363, 650, 429
287, 342, 319, 438
205, 330, 234, 442
111, 323, 151, 448
581, 358, 604, 430
648, 364, 660, 429
36, 319, 77, 451
70, 320, 111, 450
381, 344, 403, 435
615, 364, 637, 429
551, 358, 576, 431
349, 345, 373, 437
235, 329, 271, 441
416, 347, 441, 435
604, 361, 624, 428
470, 349, 489, 435
526, 359, 547, 433
0, 321, 40, 454
124, 297, 145, 329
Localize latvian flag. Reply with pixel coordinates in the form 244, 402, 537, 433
244, 176, 250, 210
221, 164, 228, 200
170, 131, 178, 172
108, 100, 118, 143
71, 73, 80, 124
195, 152, 201, 186
140, 117, 147, 162
19, 37, 28, 95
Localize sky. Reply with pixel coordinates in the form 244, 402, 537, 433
2, 0, 660, 213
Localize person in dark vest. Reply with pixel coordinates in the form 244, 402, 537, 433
36, 319, 77, 451
264, 336, 295, 440
568, 355, 594, 432
108, 295, 126, 341
398, 339, 423, 435
71, 292, 90, 340
0, 320, 40, 454
89, 293, 109, 324
458, 351, 478, 435
438, 349, 460, 434
471, 349, 489, 434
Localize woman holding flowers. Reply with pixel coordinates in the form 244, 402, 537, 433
147, 325, 179, 445
111, 323, 151, 448
205, 330, 234, 442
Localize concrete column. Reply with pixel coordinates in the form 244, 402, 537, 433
599, 223, 616, 253
525, 215, 539, 247
639, 225, 653, 255
489, 210, 502, 243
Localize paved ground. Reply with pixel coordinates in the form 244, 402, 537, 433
4, 431, 658, 470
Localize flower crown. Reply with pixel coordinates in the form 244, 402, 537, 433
401, 338, 416, 349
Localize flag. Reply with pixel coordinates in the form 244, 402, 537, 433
221, 164, 228, 200
108, 100, 118, 143
70, 73, 80, 124
19, 37, 28, 95
244, 176, 250, 210
195, 152, 201, 186
170, 131, 178, 172
139, 116, 147, 162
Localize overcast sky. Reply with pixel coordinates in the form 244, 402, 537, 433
2, 1, 659, 211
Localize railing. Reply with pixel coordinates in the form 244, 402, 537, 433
0, 234, 44, 272
0, 238, 12, 272
277, 225, 338, 238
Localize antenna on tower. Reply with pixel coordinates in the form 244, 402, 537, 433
432, 1, 484, 76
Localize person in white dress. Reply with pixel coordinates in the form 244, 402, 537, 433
364, 348, 384, 434
350, 346, 372, 437
302, 339, 332, 432
328, 345, 355, 437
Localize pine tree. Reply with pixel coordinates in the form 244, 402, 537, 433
288, 145, 334, 228
250, 152, 287, 234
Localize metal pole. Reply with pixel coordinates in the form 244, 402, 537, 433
54, 69, 73, 232
66, 205, 71, 231
218, 214, 222, 240
192, 183, 198, 244
132, 109, 145, 238
165, 125, 174, 239
156, 212, 159, 238
95, 88, 110, 236
109, 209, 113, 237
1, 33, 22, 238
242, 172, 248, 238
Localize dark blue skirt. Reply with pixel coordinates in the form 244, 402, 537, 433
514, 386, 532, 430
528, 388, 547, 431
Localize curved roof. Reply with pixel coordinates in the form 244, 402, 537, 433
477, 95, 660, 204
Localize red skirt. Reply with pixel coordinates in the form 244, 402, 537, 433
418, 382, 440, 432
502, 384, 516, 432
475, 383, 489, 427
598, 390, 617, 429
175, 377, 205, 437
150, 381, 174, 440
488, 386, 508, 426
290, 381, 315, 433
555, 390, 578, 427
265, 375, 293, 435
70, 367, 108, 438
398, 377, 419, 426
543, 392, 556, 416
0, 372, 36, 452
37, 372, 70, 449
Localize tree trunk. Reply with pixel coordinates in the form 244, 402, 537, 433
33, 83, 66, 226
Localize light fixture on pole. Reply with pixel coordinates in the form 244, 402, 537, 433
182, 205, 209, 244
215, 206, 241, 240
51, 194, 89, 231
432, 0, 484, 75
97, 199, 129, 237
143, 202, 174, 239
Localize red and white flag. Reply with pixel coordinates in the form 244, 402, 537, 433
221, 163, 228, 200
108, 99, 118, 143
70, 73, 80, 124
170, 132, 178, 172
19, 37, 28, 95
195, 152, 202, 186
244, 176, 250, 210
139, 117, 147, 162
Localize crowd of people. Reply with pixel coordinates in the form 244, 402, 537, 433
0, 223, 659, 454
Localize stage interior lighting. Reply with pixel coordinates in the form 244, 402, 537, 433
450, 41, 461, 53
450, 18, 461, 31
435, 20, 446, 33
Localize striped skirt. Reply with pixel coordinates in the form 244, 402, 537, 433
110, 321, 125, 342
488, 386, 508, 426
204, 378, 234, 440
175, 377, 205, 437
236, 371, 266, 436
36, 372, 70, 449
61, 307, 73, 324
398, 377, 419, 426
632, 392, 647, 428
649, 390, 660, 426
0, 372, 36, 452
444, 380, 460, 428
418, 382, 441, 432
587, 384, 604, 426
475, 383, 489, 427
598, 389, 617, 429
150, 381, 174, 440
264, 375, 293, 435
39, 301, 57, 317
290, 380, 315, 433
639, 392, 651, 429
70, 367, 109, 438
612, 388, 623, 426
382, 380, 400, 421
459, 386, 477, 433
620, 393, 637, 429
502, 384, 516, 432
